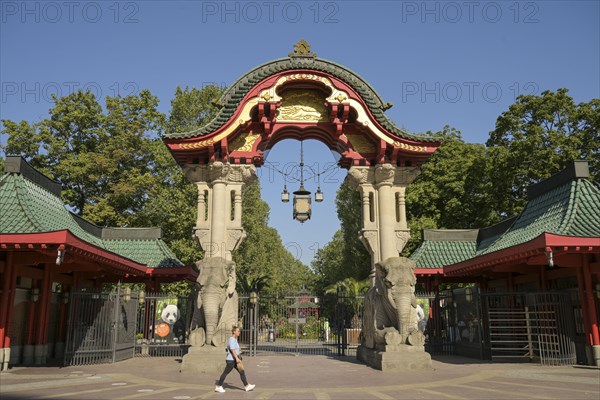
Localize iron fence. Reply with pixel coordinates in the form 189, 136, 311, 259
481, 292, 577, 366
238, 294, 364, 357
63, 286, 137, 366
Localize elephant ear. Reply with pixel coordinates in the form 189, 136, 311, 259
374, 264, 386, 295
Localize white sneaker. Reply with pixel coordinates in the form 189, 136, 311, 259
245, 384, 255, 392
215, 386, 225, 393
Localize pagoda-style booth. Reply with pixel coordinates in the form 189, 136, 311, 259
0, 157, 197, 370
410, 161, 600, 366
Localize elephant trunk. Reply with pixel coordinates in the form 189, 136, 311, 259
201, 292, 222, 345
391, 288, 412, 338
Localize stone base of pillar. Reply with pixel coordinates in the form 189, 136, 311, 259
592, 345, 600, 367
34, 344, 47, 365
357, 345, 432, 371
22, 344, 35, 364
0, 347, 9, 371
180, 346, 226, 374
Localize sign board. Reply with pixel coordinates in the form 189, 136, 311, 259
288, 318, 306, 324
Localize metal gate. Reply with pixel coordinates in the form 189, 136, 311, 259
63, 286, 137, 366
481, 292, 577, 366
238, 294, 363, 357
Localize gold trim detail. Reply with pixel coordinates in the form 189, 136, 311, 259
179, 98, 258, 150
393, 141, 428, 152
277, 90, 329, 122
230, 132, 260, 152
346, 134, 377, 153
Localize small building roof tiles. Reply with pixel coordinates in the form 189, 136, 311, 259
0, 157, 183, 269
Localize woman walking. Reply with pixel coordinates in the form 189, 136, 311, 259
215, 326, 255, 393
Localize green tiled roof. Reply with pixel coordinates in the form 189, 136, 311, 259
410, 230, 478, 269
410, 161, 600, 270
104, 238, 182, 269
164, 55, 436, 144
477, 176, 600, 255
0, 173, 105, 248
0, 157, 183, 269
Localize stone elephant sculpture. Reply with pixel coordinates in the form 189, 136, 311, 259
189, 257, 238, 347
361, 256, 424, 349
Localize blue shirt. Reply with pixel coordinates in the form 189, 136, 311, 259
226, 336, 241, 361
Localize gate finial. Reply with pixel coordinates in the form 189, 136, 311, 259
289, 39, 317, 58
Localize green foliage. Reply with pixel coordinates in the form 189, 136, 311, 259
485, 88, 598, 217
311, 183, 371, 293
404, 126, 487, 254
167, 85, 224, 132
233, 180, 315, 295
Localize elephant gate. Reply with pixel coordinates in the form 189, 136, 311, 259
163, 41, 441, 372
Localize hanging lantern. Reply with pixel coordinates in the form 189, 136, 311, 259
315, 187, 324, 202
281, 185, 290, 202
293, 185, 312, 223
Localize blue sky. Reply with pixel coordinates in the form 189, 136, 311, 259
1, 1, 599, 265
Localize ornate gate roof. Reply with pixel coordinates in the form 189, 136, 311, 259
164, 40, 440, 168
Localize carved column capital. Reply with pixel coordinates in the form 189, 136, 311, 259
183, 162, 257, 185
226, 228, 246, 253
345, 166, 373, 188
394, 230, 412, 254
374, 164, 396, 187
393, 167, 421, 186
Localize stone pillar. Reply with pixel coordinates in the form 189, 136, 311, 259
184, 161, 257, 262
346, 165, 421, 270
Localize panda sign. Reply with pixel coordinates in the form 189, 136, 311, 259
156, 301, 185, 344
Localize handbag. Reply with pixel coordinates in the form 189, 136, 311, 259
236, 360, 245, 372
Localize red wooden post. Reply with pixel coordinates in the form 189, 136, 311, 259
0, 252, 15, 351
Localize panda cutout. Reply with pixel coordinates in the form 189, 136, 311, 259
157, 303, 186, 344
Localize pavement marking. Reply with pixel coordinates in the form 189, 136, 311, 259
192, 390, 222, 399
1, 376, 110, 392
137, 389, 155, 392
173, 396, 192, 399
486, 378, 600, 394
86, 375, 103, 379
502, 370, 600, 385
367, 390, 396, 399
39, 383, 144, 399
314, 391, 331, 400
452, 383, 553, 399
415, 388, 465, 399
112, 382, 128, 386
119, 387, 182, 399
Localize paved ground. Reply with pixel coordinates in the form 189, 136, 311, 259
1, 355, 599, 400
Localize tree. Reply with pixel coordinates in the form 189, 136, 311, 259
485, 88, 599, 216
404, 126, 488, 254
324, 277, 369, 328
167, 86, 224, 133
